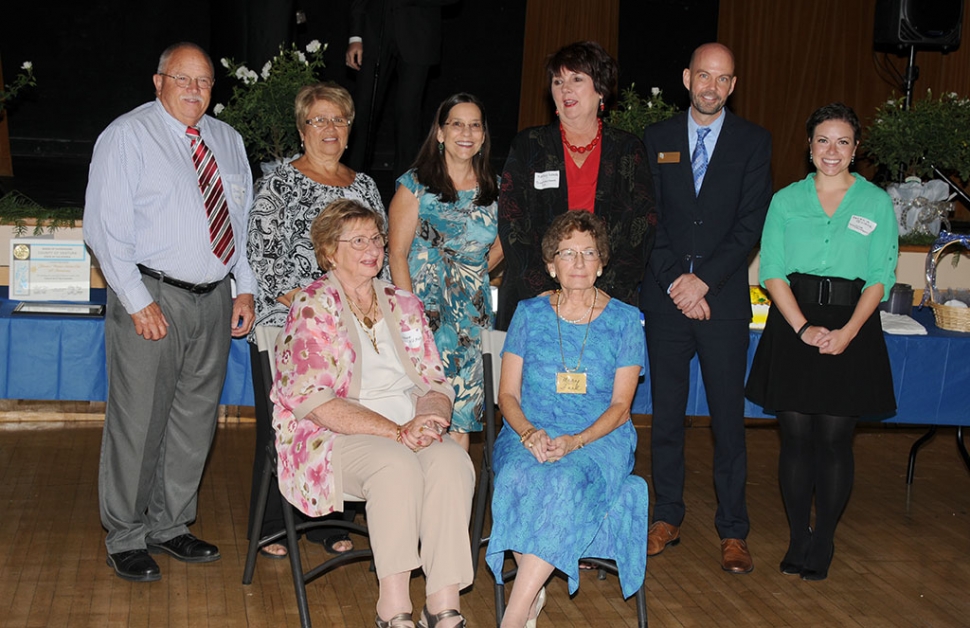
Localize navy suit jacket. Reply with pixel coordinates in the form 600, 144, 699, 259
640, 109, 772, 320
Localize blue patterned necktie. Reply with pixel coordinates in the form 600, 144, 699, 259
692, 126, 711, 196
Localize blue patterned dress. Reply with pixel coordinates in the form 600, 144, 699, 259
486, 296, 649, 597
396, 170, 498, 433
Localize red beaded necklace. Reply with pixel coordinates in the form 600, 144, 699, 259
561, 119, 603, 154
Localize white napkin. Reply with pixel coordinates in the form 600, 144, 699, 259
880, 311, 927, 335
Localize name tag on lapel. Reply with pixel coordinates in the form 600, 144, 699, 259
657, 151, 681, 164
534, 170, 560, 189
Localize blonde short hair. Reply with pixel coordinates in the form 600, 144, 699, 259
310, 199, 385, 271
294, 82, 355, 132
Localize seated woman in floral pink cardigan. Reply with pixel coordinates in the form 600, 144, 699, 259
272, 199, 474, 628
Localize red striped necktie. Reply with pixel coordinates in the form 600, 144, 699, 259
186, 126, 235, 265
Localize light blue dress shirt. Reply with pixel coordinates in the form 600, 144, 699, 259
84, 99, 255, 314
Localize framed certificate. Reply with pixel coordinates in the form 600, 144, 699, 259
12, 301, 105, 317
9, 239, 91, 301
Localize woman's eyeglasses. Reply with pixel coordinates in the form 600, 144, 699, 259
338, 234, 387, 250
555, 248, 599, 261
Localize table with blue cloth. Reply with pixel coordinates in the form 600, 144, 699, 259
0, 287, 254, 405
631, 307, 970, 482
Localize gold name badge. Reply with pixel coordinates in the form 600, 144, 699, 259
556, 372, 587, 394
657, 151, 681, 164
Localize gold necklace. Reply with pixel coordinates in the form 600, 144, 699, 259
554, 288, 596, 394
347, 289, 379, 353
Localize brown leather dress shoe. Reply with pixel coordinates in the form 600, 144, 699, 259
720, 538, 754, 574
647, 521, 681, 556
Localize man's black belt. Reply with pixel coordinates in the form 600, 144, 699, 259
137, 264, 224, 294
789, 273, 863, 307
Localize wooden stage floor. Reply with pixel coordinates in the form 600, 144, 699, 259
1, 419, 968, 627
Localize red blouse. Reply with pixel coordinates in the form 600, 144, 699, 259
564, 141, 601, 212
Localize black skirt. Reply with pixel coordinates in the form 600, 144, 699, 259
745, 278, 896, 417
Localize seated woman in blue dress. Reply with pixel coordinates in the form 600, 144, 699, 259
485, 211, 649, 628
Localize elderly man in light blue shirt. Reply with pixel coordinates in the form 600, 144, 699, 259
84, 41, 255, 583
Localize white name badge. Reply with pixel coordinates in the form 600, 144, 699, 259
534, 170, 560, 190
401, 328, 423, 349
848, 215, 876, 236
231, 182, 247, 206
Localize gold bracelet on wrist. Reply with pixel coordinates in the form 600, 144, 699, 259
519, 427, 537, 444
575, 433, 585, 449
395, 426, 403, 443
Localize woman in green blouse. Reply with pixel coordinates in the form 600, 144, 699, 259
746, 103, 898, 581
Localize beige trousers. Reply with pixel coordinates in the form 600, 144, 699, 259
333, 434, 476, 593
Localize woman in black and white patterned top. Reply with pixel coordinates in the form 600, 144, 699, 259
245, 82, 387, 559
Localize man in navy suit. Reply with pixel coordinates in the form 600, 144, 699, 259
640, 42, 772, 574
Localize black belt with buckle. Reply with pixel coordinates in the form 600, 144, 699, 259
788, 273, 863, 307
137, 264, 224, 294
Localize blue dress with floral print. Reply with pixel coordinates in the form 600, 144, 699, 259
485, 296, 649, 597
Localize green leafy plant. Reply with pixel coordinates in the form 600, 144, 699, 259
215, 41, 327, 164
0, 61, 37, 117
864, 90, 970, 183
0, 191, 82, 235
606, 84, 680, 137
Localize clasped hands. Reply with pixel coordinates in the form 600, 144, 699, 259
522, 428, 580, 464
669, 274, 710, 320
397, 414, 450, 452
799, 325, 852, 355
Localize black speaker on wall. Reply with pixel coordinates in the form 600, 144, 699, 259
874, 0, 963, 51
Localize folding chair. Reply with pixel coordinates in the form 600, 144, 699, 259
472, 329, 648, 628
242, 325, 373, 628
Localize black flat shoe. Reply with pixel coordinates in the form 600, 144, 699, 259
107, 549, 161, 582
147, 533, 221, 563
780, 527, 812, 576
779, 559, 802, 575
800, 543, 834, 582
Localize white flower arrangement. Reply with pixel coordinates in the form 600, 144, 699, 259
215, 40, 327, 163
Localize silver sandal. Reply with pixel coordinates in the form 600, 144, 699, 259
417, 606, 466, 628
375, 612, 415, 628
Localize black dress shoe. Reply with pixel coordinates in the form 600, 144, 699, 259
147, 533, 221, 563
107, 549, 161, 582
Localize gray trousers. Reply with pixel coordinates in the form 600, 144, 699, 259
99, 277, 231, 554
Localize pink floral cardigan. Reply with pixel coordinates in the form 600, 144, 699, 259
271, 273, 454, 517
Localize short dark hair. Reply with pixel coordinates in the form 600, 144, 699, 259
310, 198, 385, 271
410, 93, 498, 206
806, 102, 862, 143
541, 211, 611, 266
545, 41, 618, 108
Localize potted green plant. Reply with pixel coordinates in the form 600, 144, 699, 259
215, 41, 327, 169
606, 84, 680, 138
864, 90, 970, 243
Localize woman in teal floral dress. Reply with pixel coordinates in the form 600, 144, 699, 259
388, 93, 503, 450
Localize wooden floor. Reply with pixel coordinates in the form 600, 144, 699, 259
1, 419, 968, 627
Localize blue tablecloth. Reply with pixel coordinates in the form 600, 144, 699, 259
631, 307, 970, 426
0, 287, 254, 405
3, 284, 967, 426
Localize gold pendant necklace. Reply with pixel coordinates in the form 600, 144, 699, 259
555, 288, 596, 394
348, 289, 380, 353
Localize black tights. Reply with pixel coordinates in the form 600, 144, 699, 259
777, 411, 857, 570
